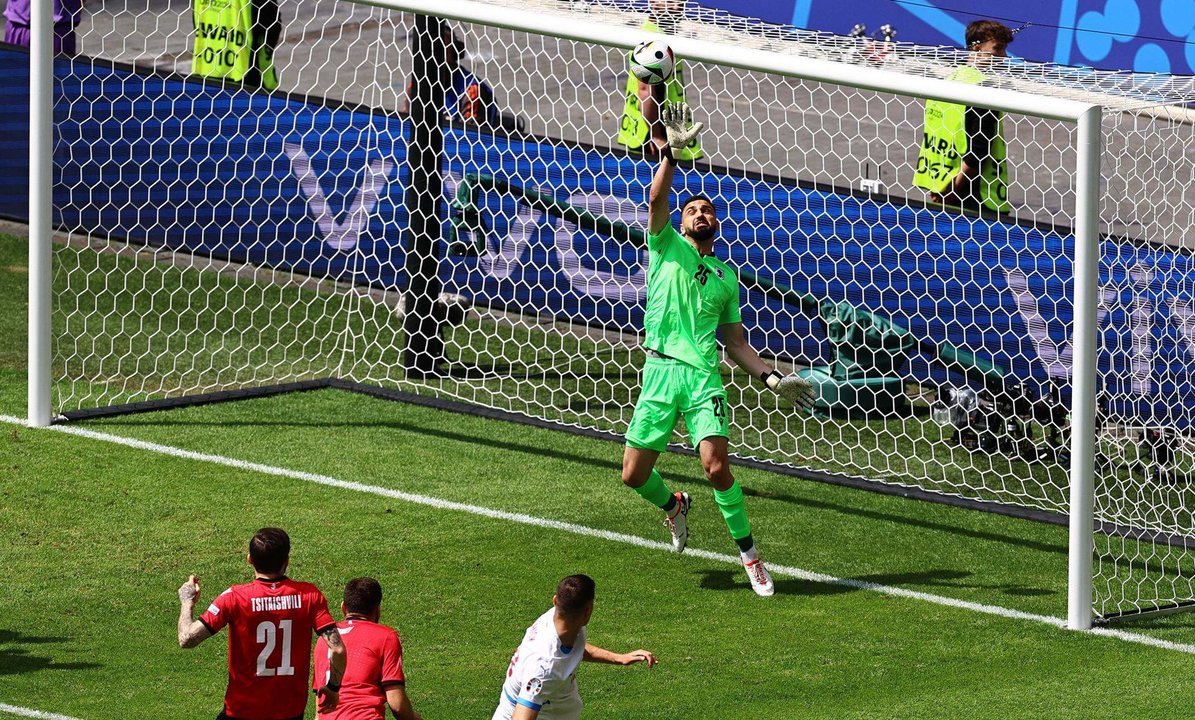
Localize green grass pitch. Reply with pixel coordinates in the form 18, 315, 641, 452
4, 232, 1195, 719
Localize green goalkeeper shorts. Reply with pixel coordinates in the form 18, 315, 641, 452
625, 356, 730, 452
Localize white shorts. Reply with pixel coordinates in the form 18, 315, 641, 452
491, 689, 583, 720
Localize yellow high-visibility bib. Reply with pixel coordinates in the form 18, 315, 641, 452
193, 0, 278, 91
913, 65, 1008, 213
617, 20, 703, 161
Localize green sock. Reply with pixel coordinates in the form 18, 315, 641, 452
633, 469, 675, 510
714, 480, 752, 542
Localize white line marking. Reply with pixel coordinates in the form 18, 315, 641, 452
6, 414, 1195, 655
0, 703, 84, 720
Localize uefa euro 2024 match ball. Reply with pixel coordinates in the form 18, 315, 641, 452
630, 39, 675, 85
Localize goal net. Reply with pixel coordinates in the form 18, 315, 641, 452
14, 0, 1195, 624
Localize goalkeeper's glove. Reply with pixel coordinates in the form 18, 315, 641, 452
660, 102, 703, 156
761, 370, 816, 412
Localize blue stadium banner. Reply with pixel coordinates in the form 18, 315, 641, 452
694, 0, 1194, 74
3, 46, 1195, 425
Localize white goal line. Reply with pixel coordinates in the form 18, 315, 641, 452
0, 703, 84, 720
2, 413, 1193, 656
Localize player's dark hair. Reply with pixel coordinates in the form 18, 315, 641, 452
680, 194, 715, 214
555, 574, 596, 617
405, 24, 465, 58
249, 527, 290, 574
966, 20, 1013, 49
446, 28, 465, 58
343, 577, 384, 615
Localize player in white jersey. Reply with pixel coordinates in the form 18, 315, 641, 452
493, 575, 657, 720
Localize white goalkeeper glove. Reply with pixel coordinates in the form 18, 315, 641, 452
660, 102, 703, 156
761, 371, 816, 412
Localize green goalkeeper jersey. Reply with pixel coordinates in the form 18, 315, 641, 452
643, 224, 742, 372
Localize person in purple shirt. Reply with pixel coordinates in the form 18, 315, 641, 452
3, 0, 85, 56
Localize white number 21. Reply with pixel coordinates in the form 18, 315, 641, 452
255, 619, 295, 677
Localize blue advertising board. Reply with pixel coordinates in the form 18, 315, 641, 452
3, 46, 1195, 425
697, 0, 1195, 74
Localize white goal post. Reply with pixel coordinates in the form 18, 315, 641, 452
26, 0, 1145, 630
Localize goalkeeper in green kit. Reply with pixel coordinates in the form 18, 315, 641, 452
622, 102, 816, 597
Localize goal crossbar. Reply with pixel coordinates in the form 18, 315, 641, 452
360, 0, 1097, 122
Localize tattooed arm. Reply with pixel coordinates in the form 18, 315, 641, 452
177, 575, 214, 648
315, 625, 347, 712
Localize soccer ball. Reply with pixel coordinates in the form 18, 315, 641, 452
629, 39, 675, 85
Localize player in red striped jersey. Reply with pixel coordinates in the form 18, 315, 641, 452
176, 527, 348, 720
314, 577, 422, 720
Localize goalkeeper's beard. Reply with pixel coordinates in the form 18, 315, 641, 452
687, 225, 717, 243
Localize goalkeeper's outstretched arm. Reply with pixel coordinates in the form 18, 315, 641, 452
647, 140, 676, 235
722, 323, 816, 411
648, 102, 703, 235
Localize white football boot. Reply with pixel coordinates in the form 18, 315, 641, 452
663, 492, 692, 553
744, 557, 775, 597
